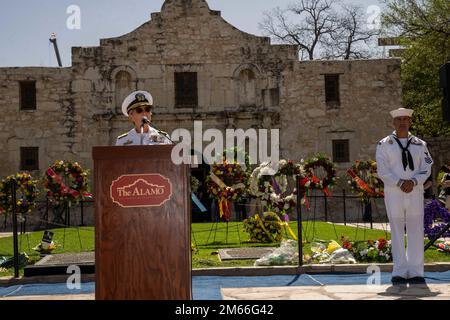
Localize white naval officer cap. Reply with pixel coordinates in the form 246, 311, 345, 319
121, 91, 153, 116
390, 107, 413, 118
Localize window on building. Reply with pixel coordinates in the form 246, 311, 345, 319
238, 69, 256, 107
270, 88, 280, 106
20, 147, 39, 171
324, 75, 340, 108
175, 72, 198, 108
115, 71, 132, 112
332, 140, 349, 163
263, 88, 280, 107
19, 81, 37, 110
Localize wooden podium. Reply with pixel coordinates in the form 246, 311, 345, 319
92, 145, 192, 300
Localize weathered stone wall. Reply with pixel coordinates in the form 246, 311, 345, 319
0, 0, 411, 225
69, 0, 295, 164
281, 59, 403, 167
0, 67, 72, 177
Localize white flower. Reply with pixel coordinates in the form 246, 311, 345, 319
270, 193, 280, 201
279, 160, 287, 167
261, 167, 273, 176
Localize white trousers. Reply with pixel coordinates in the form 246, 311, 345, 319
384, 188, 424, 278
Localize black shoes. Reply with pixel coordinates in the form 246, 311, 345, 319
391, 276, 426, 285
408, 277, 426, 284
391, 276, 407, 285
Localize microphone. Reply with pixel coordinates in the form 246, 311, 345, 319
141, 116, 151, 127
140, 117, 150, 145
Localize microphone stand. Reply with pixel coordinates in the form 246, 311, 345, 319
140, 122, 145, 145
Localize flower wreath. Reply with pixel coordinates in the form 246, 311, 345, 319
249, 160, 303, 217
300, 154, 337, 196
243, 212, 284, 243
43, 160, 91, 206
424, 200, 450, 240
0, 173, 39, 216
206, 149, 250, 221
347, 160, 384, 202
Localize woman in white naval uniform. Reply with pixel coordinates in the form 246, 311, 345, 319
376, 108, 433, 285
115, 91, 172, 146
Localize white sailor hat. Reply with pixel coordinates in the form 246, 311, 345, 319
121, 91, 153, 116
390, 107, 413, 119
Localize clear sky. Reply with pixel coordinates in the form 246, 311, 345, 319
0, 0, 383, 67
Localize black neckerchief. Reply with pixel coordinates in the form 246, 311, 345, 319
392, 135, 414, 171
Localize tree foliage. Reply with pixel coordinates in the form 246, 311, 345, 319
382, 0, 450, 137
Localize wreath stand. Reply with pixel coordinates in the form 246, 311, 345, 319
301, 189, 339, 243
347, 160, 389, 242
204, 200, 242, 245
352, 197, 390, 242
60, 203, 83, 251
46, 163, 90, 254
18, 215, 31, 253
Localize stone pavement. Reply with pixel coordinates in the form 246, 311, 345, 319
1, 283, 449, 300
222, 283, 450, 300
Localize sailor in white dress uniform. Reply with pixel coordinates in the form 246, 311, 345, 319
376, 108, 433, 284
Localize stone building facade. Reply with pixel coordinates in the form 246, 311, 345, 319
0, 0, 406, 223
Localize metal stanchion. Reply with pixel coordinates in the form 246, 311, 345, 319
343, 189, 347, 226
296, 176, 303, 267
80, 200, 84, 226
11, 178, 19, 278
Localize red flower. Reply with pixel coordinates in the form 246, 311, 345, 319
343, 241, 352, 251
377, 238, 387, 250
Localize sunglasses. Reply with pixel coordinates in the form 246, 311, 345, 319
133, 106, 152, 114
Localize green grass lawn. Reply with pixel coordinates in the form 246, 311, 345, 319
0, 226, 95, 277
0, 221, 449, 277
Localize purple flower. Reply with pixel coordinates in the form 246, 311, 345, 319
424, 200, 450, 239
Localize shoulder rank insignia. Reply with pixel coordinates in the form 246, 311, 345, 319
117, 133, 128, 140
411, 137, 422, 145
388, 139, 393, 144
424, 152, 433, 164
